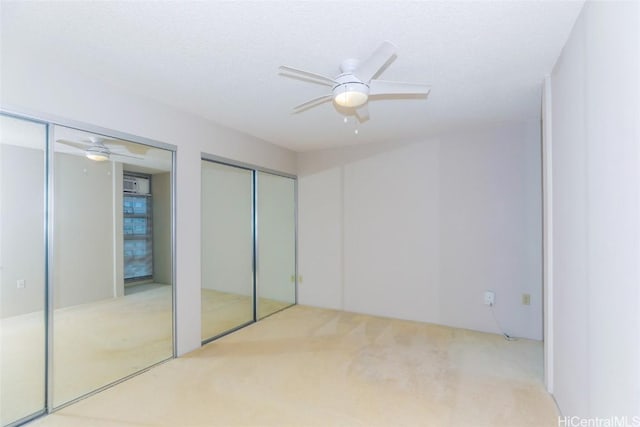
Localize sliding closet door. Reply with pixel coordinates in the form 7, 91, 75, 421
256, 172, 296, 319
51, 125, 174, 408
201, 161, 254, 341
0, 114, 47, 426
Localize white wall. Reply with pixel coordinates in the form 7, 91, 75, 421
152, 172, 172, 285
0, 143, 45, 318
295, 167, 343, 310
113, 162, 125, 298
549, 0, 640, 418
53, 153, 115, 308
201, 161, 253, 296
0, 130, 129, 316
1, 47, 296, 355
298, 121, 543, 340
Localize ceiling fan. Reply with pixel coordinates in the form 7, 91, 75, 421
56, 136, 146, 162
279, 41, 431, 121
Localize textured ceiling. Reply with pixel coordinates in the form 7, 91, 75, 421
1, 1, 583, 152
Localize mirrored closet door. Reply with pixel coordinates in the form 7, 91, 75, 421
51, 125, 175, 408
0, 114, 47, 426
256, 172, 296, 319
0, 113, 176, 425
201, 160, 254, 341
200, 157, 296, 343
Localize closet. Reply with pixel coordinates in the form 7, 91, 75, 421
200, 156, 296, 342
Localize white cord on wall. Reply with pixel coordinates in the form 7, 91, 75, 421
489, 302, 517, 341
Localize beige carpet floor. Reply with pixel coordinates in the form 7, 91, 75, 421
28, 305, 558, 427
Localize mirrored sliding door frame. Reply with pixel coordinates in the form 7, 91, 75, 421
201, 154, 297, 182
200, 153, 297, 343
0, 108, 177, 419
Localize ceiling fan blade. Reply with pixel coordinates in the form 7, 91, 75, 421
111, 152, 144, 161
353, 41, 397, 83
293, 94, 334, 111
104, 138, 150, 155
369, 79, 431, 96
279, 65, 337, 87
56, 138, 90, 150
355, 105, 370, 123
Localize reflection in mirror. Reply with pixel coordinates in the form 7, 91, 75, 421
201, 161, 254, 341
51, 126, 173, 407
0, 114, 47, 425
257, 172, 296, 319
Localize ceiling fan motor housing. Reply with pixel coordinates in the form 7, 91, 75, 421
85, 143, 111, 161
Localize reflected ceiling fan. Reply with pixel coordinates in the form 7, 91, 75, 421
56, 137, 147, 162
279, 41, 431, 121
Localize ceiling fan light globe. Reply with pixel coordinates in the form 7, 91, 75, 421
333, 82, 369, 108
85, 146, 110, 161
334, 91, 368, 108
86, 152, 109, 161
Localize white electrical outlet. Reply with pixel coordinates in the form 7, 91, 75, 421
484, 291, 495, 306
17, 279, 26, 289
